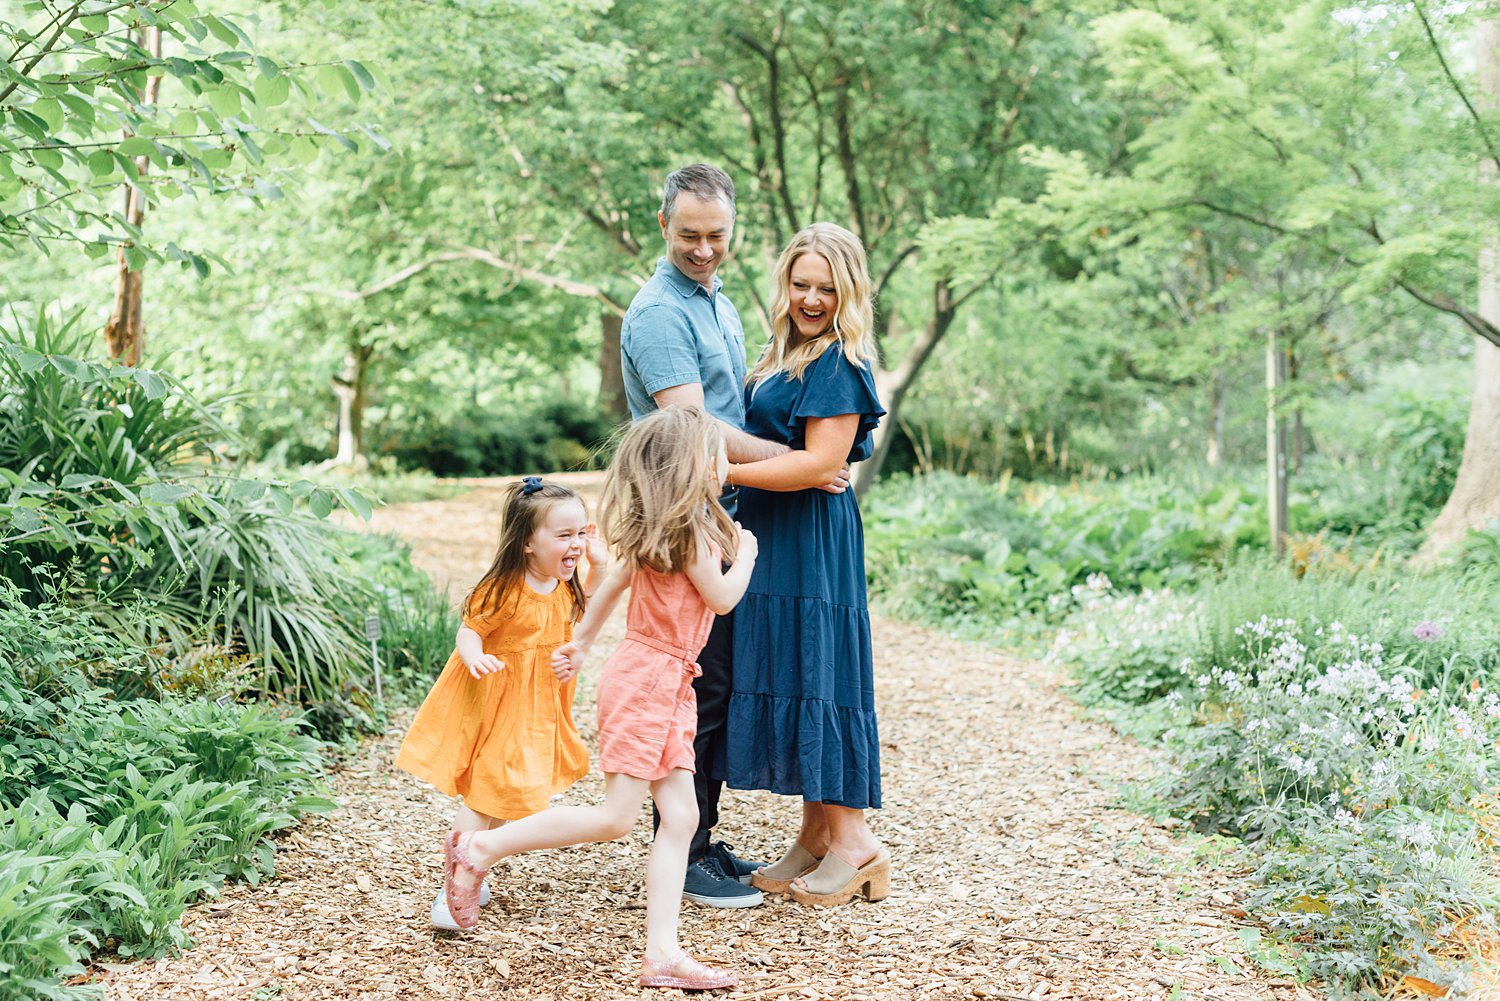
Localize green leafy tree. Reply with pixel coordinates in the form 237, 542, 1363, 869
1081, 1, 1500, 551
454, 0, 1117, 487
1, 1, 379, 362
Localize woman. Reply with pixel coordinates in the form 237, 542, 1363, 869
716, 223, 889, 906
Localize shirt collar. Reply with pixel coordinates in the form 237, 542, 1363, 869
657, 257, 721, 298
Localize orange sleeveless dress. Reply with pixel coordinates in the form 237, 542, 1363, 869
395, 580, 588, 820
595, 566, 715, 781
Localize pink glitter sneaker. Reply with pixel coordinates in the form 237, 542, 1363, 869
442, 831, 488, 930
639, 951, 739, 990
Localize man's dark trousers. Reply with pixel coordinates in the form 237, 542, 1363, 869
653, 609, 732, 860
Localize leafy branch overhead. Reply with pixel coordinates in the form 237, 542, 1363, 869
0, 1, 384, 270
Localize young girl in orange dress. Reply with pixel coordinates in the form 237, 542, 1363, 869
441, 406, 756, 992
394, 476, 608, 931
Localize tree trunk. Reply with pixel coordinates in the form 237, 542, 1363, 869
1266, 328, 1289, 557
104, 266, 145, 366
103, 26, 162, 365
1417, 16, 1500, 562
332, 342, 373, 468
1206, 367, 1226, 466
855, 282, 958, 497
1288, 344, 1305, 473
598, 311, 629, 421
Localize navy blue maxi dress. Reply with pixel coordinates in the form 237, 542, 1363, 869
719, 346, 886, 809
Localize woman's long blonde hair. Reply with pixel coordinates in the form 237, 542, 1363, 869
748, 222, 877, 385
599, 406, 740, 574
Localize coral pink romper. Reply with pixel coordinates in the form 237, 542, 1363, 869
595, 565, 715, 781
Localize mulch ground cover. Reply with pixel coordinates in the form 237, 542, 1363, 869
98, 477, 1324, 1001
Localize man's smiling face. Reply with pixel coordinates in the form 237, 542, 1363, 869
660, 192, 734, 289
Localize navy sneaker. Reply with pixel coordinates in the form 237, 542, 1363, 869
708, 841, 766, 886
682, 855, 763, 908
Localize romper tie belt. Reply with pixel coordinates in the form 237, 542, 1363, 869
623, 631, 703, 677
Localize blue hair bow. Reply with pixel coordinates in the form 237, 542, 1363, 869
521, 475, 544, 495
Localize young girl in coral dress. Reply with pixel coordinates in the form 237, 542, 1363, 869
394, 476, 607, 930
442, 406, 756, 991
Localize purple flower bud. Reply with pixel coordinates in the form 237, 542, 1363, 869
1412, 620, 1443, 642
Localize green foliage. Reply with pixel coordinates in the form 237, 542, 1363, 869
0, 623, 330, 987
1046, 562, 1500, 993
0, 838, 93, 1000
332, 531, 459, 701
0, 2, 378, 263
0, 308, 388, 705
389, 397, 613, 477
1049, 587, 1202, 707
864, 471, 1260, 633
1297, 370, 1470, 544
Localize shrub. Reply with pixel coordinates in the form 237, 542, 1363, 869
0, 639, 331, 982
864, 471, 1260, 632
1047, 586, 1202, 706
389, 397, 613, 476
1049, 564, 1500, 994
0, 308, 377, 706
0, 830, 94, 1001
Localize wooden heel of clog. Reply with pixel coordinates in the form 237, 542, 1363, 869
788, 849, 891, 907
750, 842, 822, 894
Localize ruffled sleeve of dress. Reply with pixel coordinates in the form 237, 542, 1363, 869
461, 581, 516, 638
790, 346, 887, 461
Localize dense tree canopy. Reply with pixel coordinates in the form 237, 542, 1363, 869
2, 0, 1494, 542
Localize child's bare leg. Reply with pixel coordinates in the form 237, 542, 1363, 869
453, 774, 648, 897
644, 769, 697, 962
452, 802, 502, 833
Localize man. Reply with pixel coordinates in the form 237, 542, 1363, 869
620, 164, 849, 908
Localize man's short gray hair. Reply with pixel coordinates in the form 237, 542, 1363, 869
660, 164, 736, 224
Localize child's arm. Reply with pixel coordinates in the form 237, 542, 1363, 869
728, 414, 859, 492
581, 522, 609, 597
552, 562, 632, 681
684, 527, 759, 615
456, 626, 505, 679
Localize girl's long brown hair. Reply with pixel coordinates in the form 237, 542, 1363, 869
466, 479, 587, 624
599, 406, 739, 574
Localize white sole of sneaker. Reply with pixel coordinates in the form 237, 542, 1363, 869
683, 888, 764, 908
431, 881, 492, 930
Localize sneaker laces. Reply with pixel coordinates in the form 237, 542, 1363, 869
692, 856, 730, 882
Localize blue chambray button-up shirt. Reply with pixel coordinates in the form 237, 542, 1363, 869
620, 257, 748, 426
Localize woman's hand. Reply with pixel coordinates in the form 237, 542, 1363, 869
465, 653, 506, 679
817, 462, 852, 493
552, 641, 587, 681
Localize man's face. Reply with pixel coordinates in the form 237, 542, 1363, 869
659, 192, 734, 289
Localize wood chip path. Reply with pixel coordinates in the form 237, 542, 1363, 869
100, 475, 1324, 1001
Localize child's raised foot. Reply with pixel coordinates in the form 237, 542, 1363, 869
443, 831, 490, 929
639, 951, 739, 990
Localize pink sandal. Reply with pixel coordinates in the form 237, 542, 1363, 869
443, 831, 488, 929
639, 951, 739, 990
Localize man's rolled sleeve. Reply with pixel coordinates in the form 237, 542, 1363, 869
624, 304, 703, 396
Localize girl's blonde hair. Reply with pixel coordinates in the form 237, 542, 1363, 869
599, 406, 739, 574
466, 479, 587, 624
748, 222, 877, 386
